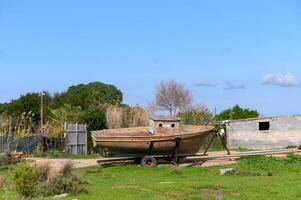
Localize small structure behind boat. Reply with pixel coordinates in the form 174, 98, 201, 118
149, 117, 180, 135
92, 117, 215, 157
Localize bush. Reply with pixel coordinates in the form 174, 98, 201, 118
11, 161, 87, 198
41, 174, 87, 196
39, 161, 87, 196
12, 162, 38, 198
60, 161, 74, 177
37, 162, 51, 182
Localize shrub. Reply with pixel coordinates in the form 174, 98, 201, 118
41, 174, 87, 196
37, 162, 51, 182
12, 161, 87, 198
60, 161, 74, 177
12, 162, 38, 198
39, 161, 87, 196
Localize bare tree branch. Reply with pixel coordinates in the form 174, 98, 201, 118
155, 80, 193, 117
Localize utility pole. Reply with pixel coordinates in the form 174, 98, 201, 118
38, 92, 46, 153
40, 92, 45, 134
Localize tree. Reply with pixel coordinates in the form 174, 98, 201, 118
0, 81, 123, 135
215, 105, 259, 121
46, 104, 82, 137
155, 80, 193, 117
60, 82, 123, 110
1, 92, 51, 125
79, 106, 107, 151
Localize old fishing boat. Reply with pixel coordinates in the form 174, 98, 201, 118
92, 117, 215, 157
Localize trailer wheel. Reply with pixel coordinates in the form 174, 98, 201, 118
141, 156, 157, 167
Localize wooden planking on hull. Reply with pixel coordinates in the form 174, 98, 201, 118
92, 125, 215, 156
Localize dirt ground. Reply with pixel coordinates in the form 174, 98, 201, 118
25, 151, 239, 174
26, 158, 97, 171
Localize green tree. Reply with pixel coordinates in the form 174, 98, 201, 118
60, 82, 123, 110
79, 106, 107, 151
215, 105, 259, 121
46, 104, 82, 137
1, 92, 51, 125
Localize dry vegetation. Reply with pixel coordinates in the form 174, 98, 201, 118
0, 112, 36, 136
106, 105, 154, 129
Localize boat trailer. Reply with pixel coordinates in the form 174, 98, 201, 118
97, 148, 301, 167
97, 133, 301, 167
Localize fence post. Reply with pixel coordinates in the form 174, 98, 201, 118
75, 122, 78, 155
85, 124, 87, 154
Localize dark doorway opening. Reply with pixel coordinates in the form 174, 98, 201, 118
259, 122, 270, 131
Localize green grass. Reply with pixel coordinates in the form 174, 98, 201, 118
1, 155, 301, 200
26, 150, 99, 160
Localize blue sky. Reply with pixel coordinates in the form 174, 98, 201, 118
0, 0, 300, 116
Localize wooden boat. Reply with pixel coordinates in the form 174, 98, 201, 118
92, 117, 215, 157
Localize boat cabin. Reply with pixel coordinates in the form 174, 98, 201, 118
149, 117, 181, 135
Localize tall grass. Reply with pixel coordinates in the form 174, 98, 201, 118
106, 105, 154, 128
0, 112, 36, 136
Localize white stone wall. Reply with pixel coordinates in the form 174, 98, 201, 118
227, 115, 301, 149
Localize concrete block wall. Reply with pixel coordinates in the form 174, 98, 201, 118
226, 115, 301, 149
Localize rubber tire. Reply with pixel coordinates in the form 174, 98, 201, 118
141, 156, 157, 167
98, 147, 109, 157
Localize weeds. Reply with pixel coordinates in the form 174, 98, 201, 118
39, 161, 88, 196
106, 104, 154, 129
222, 168, 270, 177
37, 162, 51, 182
11, 161, 87, 199
238, 153, 301, 171
12, 162, 38, 198
60, 161, 74, 177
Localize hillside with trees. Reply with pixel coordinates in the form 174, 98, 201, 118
0, 80, 261, 143
0, 82, 149, 139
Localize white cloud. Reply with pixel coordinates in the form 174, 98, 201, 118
262, 72, 300, 87
224, 81, 246, 90
196, 81, 218, 87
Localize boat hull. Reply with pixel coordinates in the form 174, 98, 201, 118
92, 125, 214, 156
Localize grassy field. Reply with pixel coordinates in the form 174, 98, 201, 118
1, 155, 301, 200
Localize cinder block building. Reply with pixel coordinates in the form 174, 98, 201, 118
225, 115, 301, 149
